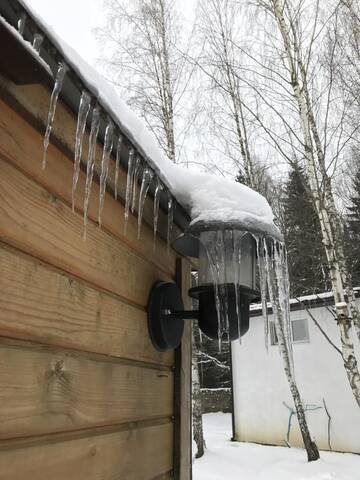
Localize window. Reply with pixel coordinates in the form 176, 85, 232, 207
269, 318, 310, 345
291, 318, 310, 343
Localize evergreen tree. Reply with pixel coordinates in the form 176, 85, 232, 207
235, 169, 247, 186
346, 166, 360, 287
282, 164, 330, 297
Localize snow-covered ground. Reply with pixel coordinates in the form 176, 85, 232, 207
193, 413, 360, 480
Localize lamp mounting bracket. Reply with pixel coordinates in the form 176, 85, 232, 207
147, 281, 193, 352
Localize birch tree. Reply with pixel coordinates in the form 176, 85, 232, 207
97, 0, 196, 163
196, 0, 319, 461
197, 0, 257, 185
337, 0, 360, 112
244, 0, 360, 407
195, 0, 284, 208
345, 162, 360, 287
267, 254, 320, 461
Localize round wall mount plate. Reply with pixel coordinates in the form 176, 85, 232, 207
147, 281, 184, 351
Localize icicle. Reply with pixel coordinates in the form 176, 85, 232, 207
232, 230, 244, 344
217, 231, 229, 341
153, 177, 163, 248
137, 168, 154, 239
167, 194, 174, 254
72, 91, 91, 212
205, 233, 219, 342
284, 252, 293, 368
98, 120, 114, 228
274, 243, 294, 374
114, 136, 123, 200
131, 155, 142, 213
124, 148, 135, 234
200, 231, 223, 351
255, 235, 270, 351
42, 62, 68, 169
263, 240, 278, 333
18, 13, 26, 36
32, 33, 44, 53
263, 238, 294, 376
83, 105, 101, 240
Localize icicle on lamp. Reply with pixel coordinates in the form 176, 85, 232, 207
146, 220, 278, 352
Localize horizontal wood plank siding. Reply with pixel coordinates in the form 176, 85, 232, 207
0, 245, 173, 366
0, 157, 172, 308
0, 96, 177, 277
0, 338, 173, 440
0, 422, 173, 480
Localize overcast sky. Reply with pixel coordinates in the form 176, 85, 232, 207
27, 0, 104, 64
27, 0, 196, 66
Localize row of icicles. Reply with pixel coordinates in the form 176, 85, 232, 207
40, 60, 174, 247
17, 15, 174, 247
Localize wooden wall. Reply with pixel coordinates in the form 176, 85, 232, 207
0, 74, 192, 479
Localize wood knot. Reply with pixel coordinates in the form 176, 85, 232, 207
89, 445, 97, 457
53, 359, 65, 377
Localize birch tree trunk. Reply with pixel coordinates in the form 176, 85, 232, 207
96, 0, 193, 163
277, 326, 319, 461
267, 248, 320, 461
337, 0, 360, 344
157, 0, 176, 162
198, 0, 256, 185
197, 0, 320, 460
266, 0, 360, 407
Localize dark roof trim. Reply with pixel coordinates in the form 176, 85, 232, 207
0, 16, 52, 86
250, 289, 360, 317
0, 0, 191, 233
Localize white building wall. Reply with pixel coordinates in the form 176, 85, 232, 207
232, 302, 360, 453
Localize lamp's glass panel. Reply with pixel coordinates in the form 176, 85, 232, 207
198, 236, 213, 285
197, 229, 257, 341
198, 230, 255, 289
238, 233, 256, 289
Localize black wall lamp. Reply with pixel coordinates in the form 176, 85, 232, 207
147, 220, 278, 352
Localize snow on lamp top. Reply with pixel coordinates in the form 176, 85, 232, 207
166, 165, 280, 239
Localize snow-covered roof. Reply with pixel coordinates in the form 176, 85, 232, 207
8, 0, 278, 237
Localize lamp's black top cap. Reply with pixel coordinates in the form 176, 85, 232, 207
172, 219, 283, 258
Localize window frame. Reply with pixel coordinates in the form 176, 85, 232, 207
291, 317, 310, 344
269, 317, 310, 346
